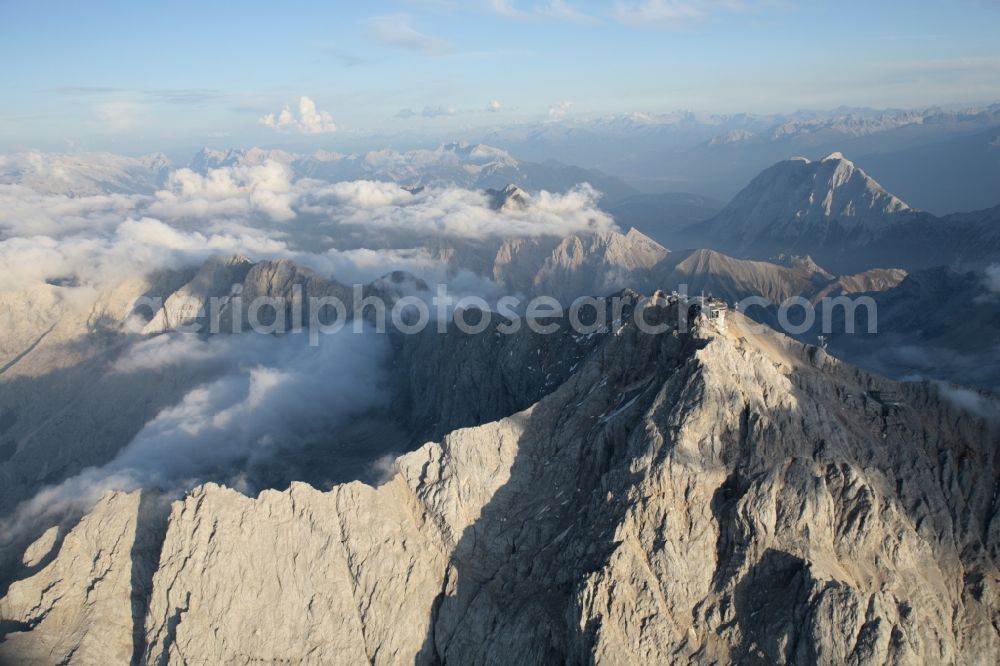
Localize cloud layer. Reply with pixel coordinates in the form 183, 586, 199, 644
0, 149, 617, 538
1, 328, 391, 537
0, 156, 617, 292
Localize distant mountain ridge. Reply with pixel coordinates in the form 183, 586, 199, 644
0, 151, 172, 195
189, 142, 639, 201
687, 153, 1000, 273
700, 153, 911, 243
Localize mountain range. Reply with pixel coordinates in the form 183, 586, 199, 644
1, 138, 999, 665
686, 152, 1000, 273
469, 104, 1000, 214
2, 293, 997, 664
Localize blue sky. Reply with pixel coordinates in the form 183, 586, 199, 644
1, 0, 998, 154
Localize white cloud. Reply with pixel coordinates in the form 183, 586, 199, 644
0, 153, 619, 293
396, 108, 417, 119
487, 99, 502, 112
536, 0, 598, 23
548, 100, 574, 119
934, 381, 1000, 421
149, 161, 297, 221
985, 263, 1000, 294
315, 180, 414, 208
487, 0, 532, 19
422, 104, 456, 117
612, 0, 707, 27
488, 0, 596, 23
611, 0, 778, 28
0, 184, 144, 237
93, 100, 146, 132
1, 328, 392, 535
369, 14, 447, 53
0, 146, 627, 542
0, 217, 287, 292
259, 96, 337, 134
302, 181, 616, 239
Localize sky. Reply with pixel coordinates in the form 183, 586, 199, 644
1, 0, 999, 155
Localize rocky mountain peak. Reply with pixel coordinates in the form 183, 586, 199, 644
699, 152, 914, 252
3, 301, 998, 664
486, 183, 530, 211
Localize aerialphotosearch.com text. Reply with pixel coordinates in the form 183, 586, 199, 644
127, 283, 878, 345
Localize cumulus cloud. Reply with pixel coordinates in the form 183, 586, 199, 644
369, 14, 447, 53
150, 161, 297, 221
316, 180, 415, 208
548, 100, 573, 119
259, 96, 337, 134
396, 108, 417, 119
487, 99, 502, 112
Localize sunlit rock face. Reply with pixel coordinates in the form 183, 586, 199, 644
3, 304, 997, 665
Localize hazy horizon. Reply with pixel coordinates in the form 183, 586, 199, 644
3, 0, 1000, 155
3, 4, 1000, 664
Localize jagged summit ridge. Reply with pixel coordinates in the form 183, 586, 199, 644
486, 183, 530, 211
1, 300, 998, 665
703, 152, 913, 245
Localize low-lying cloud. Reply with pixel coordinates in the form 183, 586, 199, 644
302, 180, 615, 238
0, 148, 618, 544
0, 157, 617, 292
934, 381, 1000, 421
0, 217, 286, 292
985, 263, 1000, 294
1, 328, 391, 538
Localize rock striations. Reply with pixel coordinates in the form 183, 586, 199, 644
1, 298, 998, 665
701, 153, 912, 245
689, 153, 1000, 273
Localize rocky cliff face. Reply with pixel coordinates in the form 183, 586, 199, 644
702, 153, 912, 246
653, 249, 833, 304
0, 270, 197, 516
810, 266, 1000, 392
0, 490, 167, 665
688, 154, 1000, 274
2, 300, 997, 665
429, 227, 669, 303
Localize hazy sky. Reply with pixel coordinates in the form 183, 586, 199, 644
2, 0, 998, 154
